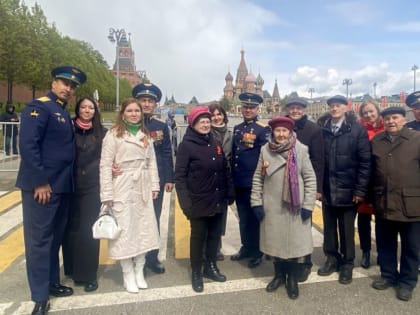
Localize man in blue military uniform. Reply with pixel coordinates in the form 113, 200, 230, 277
230, 92, 270, 268
16, 66, 86, 315
132, 82, 174, 274
405, 91, 420, 131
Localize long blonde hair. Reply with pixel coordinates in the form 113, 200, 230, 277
112, 98, 149, 146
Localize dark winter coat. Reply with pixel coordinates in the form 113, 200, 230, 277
174, 127, 235, 219
0, 104, 19, 136
289, 114, 324, 194
371, 127, 420, 222
317, 111, 371, 207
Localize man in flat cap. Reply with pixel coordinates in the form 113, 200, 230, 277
316, 95, 371, 285
16, 65, 86, 315
231, 92, 270, 268
284, 95, 324, 282
132, 82, 174, 274
370, 106, 420, 301
405, 91, 420, 131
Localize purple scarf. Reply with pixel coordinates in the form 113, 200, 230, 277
268, 133, 300, 213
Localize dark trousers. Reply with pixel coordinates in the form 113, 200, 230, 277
189, 213, 224, 270
22, 191, 70, 302
62, 190, 100, 282
357, 213, 372, 252
4, 134, 18, 154
375, 218, 420, 290
322, 204, 357, 265
146, 184, 164, 264
235, 187, 261, 258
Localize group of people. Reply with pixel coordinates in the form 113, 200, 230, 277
15, 64, 420, 314
17, 66, 174, 315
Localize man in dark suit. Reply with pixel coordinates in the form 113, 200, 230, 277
16, 66, 86, 315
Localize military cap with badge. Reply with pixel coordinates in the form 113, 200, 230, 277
132, 83, 162, 102
405, 91, 420, 108
51, 65, 87, 87
239, 92, 263, 107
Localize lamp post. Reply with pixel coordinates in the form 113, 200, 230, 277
373, 82, 377, 99
108, 28, 126, 111
342, 78, 352, 99
412, 64, 418, 92
308, 87, 315, 99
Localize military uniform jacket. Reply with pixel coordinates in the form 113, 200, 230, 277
232, 118, 270, 188
16, 91, 75, 192
371, 127, 420, 222
405, 120, 420, 131
144, 116, 174, 185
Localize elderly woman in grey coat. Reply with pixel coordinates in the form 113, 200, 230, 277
251, 116, 316, 299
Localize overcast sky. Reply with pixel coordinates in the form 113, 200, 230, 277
25, 0, 420, 103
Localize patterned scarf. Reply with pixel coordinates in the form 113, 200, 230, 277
268, 132, 300, 213
75, 118, 92, 130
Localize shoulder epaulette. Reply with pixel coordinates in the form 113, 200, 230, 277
36, 96, 51, 102
152, 116, 166, 124
256, 120, 267, 127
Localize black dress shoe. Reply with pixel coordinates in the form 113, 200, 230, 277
298, 265, 312, 282
230, 248, 250, 261
372, 278, 397, 290
49, 283, 73, 297
338, 266, 353, 284
360, 251, 370, 269
146, 261, 165, 274
84, 281, 98, 292
317, 259, 338, 276
32, 300, 50, 315
248, 256, 262, 268
396, 287, 412, 301
203, 261, 226, 282
192, 271, 203, 293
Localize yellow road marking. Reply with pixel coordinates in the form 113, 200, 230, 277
0, 190, 21, 214
0, 227, 24, 273
174, 194, 190, 259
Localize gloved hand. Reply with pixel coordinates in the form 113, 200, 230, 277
301, 208, 312, 222
252, 206, 265, 222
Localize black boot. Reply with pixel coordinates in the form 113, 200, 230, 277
360, 251, 370, 269
285, 261, 299, 300
32, 300, 50, 315
266, 260, 286, 292
191, 269, 203, 292
203, 261, 226, 282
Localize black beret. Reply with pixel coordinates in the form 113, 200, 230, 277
285, 97, 308, 108
405, 91, 420, 108
327, 95, 348, 106
380, 106, 406, 117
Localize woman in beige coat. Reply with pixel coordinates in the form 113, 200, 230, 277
251, 116, 316, 300
100, 98, 160, 293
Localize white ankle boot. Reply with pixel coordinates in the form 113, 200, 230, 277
120, 259, 139, 293
134, 254, 148, 289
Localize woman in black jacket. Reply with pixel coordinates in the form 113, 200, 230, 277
63, 97, 106, 292
174, 106, 234, 293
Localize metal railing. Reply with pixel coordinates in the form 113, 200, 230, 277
0, 122, 20, 172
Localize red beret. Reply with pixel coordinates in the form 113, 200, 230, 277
268, 116, 295, 131
188, 106, 211, 127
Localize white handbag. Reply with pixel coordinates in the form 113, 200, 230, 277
92, 204, 121, 240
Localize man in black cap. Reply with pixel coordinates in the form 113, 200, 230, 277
231, 92, 270, 268
16, 65, 86, 315
371, 106, 420, 301
316, 95, 371, 285
132, 82, 174, 274
284, 96, 324, 283
405, 91, 420, 131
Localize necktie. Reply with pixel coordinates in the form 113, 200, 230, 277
332, 125, 338, 134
